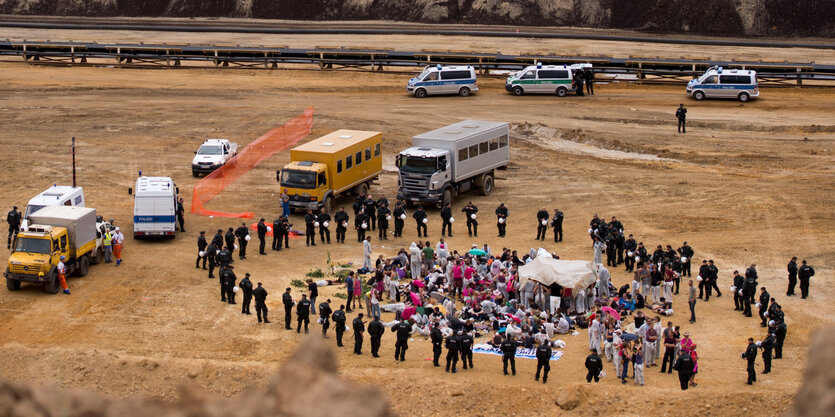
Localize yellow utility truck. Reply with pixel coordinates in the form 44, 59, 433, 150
277, 130, 383, 213
5, 206, 99, 293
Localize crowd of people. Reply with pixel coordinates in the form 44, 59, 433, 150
186, 198, 816, 387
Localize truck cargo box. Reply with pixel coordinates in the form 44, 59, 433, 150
28, 206, 97, 250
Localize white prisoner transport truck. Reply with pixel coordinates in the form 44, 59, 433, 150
129, 176, 179, 239
407, 65, 479, 98
687, 66, 759, 102
505, 63, 592, 96
21, 185, 85, 230
191, 138, 239, 177
397, 120, 509, 207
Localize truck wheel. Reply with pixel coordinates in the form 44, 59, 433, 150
415, 88, 427, 98
458, 87, 471, 97
511, 86, 524, 96
738, 92, 750, 102
91, 248, 103, 265
76, 255, 90, 277
192, 171, 199, 177
6, 275, 20, 291
324, 196, 334, 214
693, 91, 705, 101
480, 173, 494, 196
441, 189, 452, 208
355, 182, 368, 197
44, 271, 59, 294
556, 87, 567, 97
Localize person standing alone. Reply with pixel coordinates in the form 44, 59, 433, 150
676, 104, 687, 133
6, 205, 20, 249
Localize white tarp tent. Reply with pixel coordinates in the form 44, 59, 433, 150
518, 249, 598, 292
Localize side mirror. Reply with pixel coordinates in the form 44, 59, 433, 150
176, 187, 180, 194
128, 187, 133, 196
276, 169, 281, 183
194, 151, 197, 154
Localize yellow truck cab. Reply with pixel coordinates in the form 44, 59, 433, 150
278, 130, 383, 213
5, 206, 98, 293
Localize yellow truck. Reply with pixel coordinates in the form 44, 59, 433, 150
277, 130, 383, 213
5, 206, 99, 294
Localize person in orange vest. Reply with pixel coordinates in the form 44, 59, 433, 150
112, 227, 125, 266
57, 255, 70, 295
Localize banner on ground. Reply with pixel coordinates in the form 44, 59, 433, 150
191, 106, 315, 218
473, 343, 563, 361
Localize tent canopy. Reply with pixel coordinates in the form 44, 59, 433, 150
518, 249, 598, 292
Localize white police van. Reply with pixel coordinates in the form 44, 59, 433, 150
687, 66, 759, 102
407, 65, 478, 98
505, 63, 592, 96
129, 176, 179, 239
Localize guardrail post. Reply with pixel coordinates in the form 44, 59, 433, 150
797, 68, 802, 85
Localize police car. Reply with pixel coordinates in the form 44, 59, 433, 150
505, 63, 591, 96
687, 66, 759, 102
407, 65, 478, 98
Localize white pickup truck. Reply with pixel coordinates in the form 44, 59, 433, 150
191, 139, 239, 177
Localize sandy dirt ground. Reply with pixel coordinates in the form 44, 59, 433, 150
0, 45, 833, 416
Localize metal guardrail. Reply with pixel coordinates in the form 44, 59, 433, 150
1, 40, 833, 85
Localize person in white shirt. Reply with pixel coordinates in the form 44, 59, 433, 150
588, 317, 602, 354
597, 265, 611, 299
363, 236, 373, 271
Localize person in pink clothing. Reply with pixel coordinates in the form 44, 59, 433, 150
689, 344, 699, 387
452, 260, 464, 300
353, 276, 364, 310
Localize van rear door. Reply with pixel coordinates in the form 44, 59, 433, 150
157, 196, 176, 232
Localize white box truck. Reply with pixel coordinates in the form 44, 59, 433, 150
21, 185, 85, 230
129, 176, 179, 239
396, 120, 509, 207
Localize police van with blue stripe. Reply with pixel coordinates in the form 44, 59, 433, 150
687, 66, 759, 102
129, 176, 179, 239
407, 65, 478, 98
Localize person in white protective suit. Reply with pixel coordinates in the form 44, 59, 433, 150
409, 242, 422, 279
597, 265, 611, 299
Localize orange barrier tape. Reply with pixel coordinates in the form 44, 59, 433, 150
191, 107, 314, 218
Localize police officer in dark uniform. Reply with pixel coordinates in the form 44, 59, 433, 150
798, 260, 815, 299
708, 260, 721, 298
460, 331, 474, 369
234, 222, 249, 259
624, 234, 637, 272
676, 104, 687, 133
535, 207, 548, 241
573, 71, 584, 96
334, 207, 349, 243
786, 256, 798, 296
176, 197, 186, 232
217, 246, 232, 268
584, 67, 595, 95
352, 194, 364, 217
585, 350, 603, 382
377, 203, 390, 240
445, 331, 460, 373
355, 208, 367, 242
698, 260, 709, 299
745, 264, 758, 304
205, 242, 217, 278
744, 337, 758, 384
254, 282, 269, 323
392, 319, 412, 361
304, 210, 316, 247
282, 287, 294, 330
212, 229, 224, 249
761, 332, 775, 374
462, 201, 478, 237
742, 271, 757, 317
317, 208, 331, 244
368, 315, 384, 357
440, 203, 453, 237
605, 236, 617, 267
353, 313, 365, 355
551, 208, 563, 242
196, 231, 208, 269
393, 201, 406, 238
772, 305, 787, 359
296, 294, 311, 333
732, 270, 745, 311
614, 229, 625, 264
500, 334, 517, 375
332, 304, 347, 346
495, 203, 508, 237
319, 299, 332, 337
6, 206, 21, 249
271, 217, 282, 250
364, 196, 377, 231
222, 265, 236, 304
431, 323, 443, 366
225, 227, 236, 257
277, 216, 291, 250
534, 339, 552, 383
413, 206, 427, 237
674, 350, 694, 390
239, 273, 253, 314
758, 287, 770, 327
678, 242, 694, 277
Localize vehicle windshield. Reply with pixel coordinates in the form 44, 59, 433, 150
25, 205, 45, 218
14, 237, 51, 254
416, 68, 432, 80
198, 145, 223, 155
399, 156, 438, 174
281, 170, 317, 189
